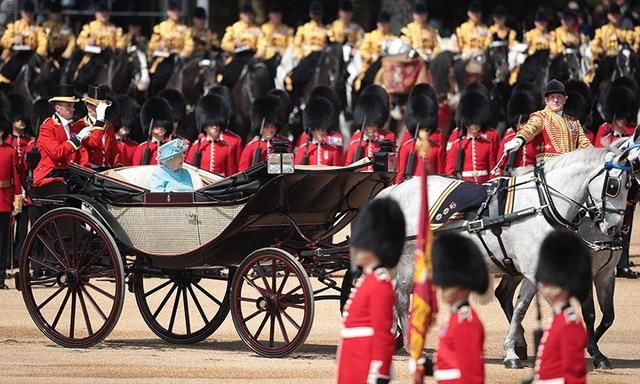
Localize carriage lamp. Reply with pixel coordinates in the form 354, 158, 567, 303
373, 140, 397, 172
267, 140, 294, 174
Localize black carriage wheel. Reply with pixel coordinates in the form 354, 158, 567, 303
231, 248, 314, 358
20, 207, 125, 348
132, 266, 232, 344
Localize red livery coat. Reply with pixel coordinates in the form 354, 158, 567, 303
238, 135, 293, 171
186, 137, 238, 177
4, 133, 34, 187
396, 137, 444, 183
72, 117, 122, 168
534, 305, 587, 384
34, 114, 89, 187
0, 143, 21, 212
445, 136, 496, 184
434, 303, 485, 384
497, 128, 538, 172
294, 141, 343, 166
336, 268, 395, 384
594, 122, 635, 148
117, 137, 138, 166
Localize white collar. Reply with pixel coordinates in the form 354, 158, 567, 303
56, 113, 72, 126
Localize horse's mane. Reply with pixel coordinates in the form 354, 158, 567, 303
511, 147, 612, 176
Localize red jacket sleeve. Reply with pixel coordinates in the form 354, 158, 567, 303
227, 144, 238, 176
334, 146, 344, 166
452, 317, 485, 384
396, 143, 409, 183
132, 145, 144, 165
561, 323, 587, 384
369, 280, 396, 379
594, 124, 607, 148
488, 140, 496, 172
38, 121, 81, 163
185, 142, 197, 166
238, 144, 253, 171
345, 142, 356, 165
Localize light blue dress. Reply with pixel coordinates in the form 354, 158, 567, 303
150, 165, 194, 192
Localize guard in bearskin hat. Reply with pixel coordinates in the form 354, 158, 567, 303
132, 97, 173, 165
497, 90, 540, 174
295, 97, 343, 166
360, 84, 391, 127
296, 86, 345, 150
533, 230, 589, 383
336, 197, 405, 384
400, 83, 439, 145
445, 90, 495, 183
185, 95, 237, 177
595, 85, 637, 147
238, 95, 291, 171
157, 88, 193, 145
423, 233, 488, 383
447, 84, 499, 150
208, 86, 243, 160
345, 93, 396, 168
114, 95, 140, 166
396, 85, 443, 183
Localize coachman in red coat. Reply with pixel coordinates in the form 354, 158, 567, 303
132, 97, 173, 166
0, 123, 22, 288
336, 198, 406, 384
295, 97, 343, 166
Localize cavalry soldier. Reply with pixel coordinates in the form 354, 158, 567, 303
445, 90, 495, 184
400, 2, 440, 60
525, 9, 554, 55
356, 11, 396, 92
485, 6, 517, 49
345, 93, 396, 168
256, 4, 293, 75
124, 17, 148, 52
186, 94, 237, 177
157, 88, 191, 146
595, 85, 636, 147
73, 3, 126, 92
71, 84, 120, 171
239, 95, 290, 171
497, 91, 539, 173
219, 3, 261, 88
132, 97, 173, 166
0, 1, 46, 90
296, 96, 343, 166
191, 7, 219, 58
33, 85, 92, 188
590, 4, 633, 61
336, 198, 405, 384
41, 1, 75, 69
114, 95, 140, 166
328, 0, 364, 48
455, 1, 489, 58
426, 233, 488, 383
533, 230, 589, 384
552, 9, 586, 56
286, 1, 329, 92
396, 85, 442, 183
504, 79, 592, 163
147, 1, 194, 94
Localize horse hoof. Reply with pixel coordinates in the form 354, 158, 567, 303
504, 359, 524, 369
515, 346, 528, 361
594, 356, 613, 370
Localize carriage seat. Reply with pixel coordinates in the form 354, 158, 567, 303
101, 165, 210, 191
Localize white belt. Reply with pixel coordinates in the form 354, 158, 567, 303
433, 368, 461, 381
461, 170, 488, 177
534, 379, 565, 384
340, 326, 374, 338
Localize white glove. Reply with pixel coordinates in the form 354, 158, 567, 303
77, 127, 94, 141
96, 102, 109, 121
504, 137, 524, 153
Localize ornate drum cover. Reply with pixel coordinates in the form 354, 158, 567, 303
375, 55, 423, 95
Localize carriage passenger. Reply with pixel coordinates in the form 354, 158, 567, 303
485, 6, 517, 49
41, 1, 76, 68
524, 9, 555, 56
147, 1, 194, 94
132, 97, 172, 166
400, 2, 440, 60
256, 5, 293, 76
0, 1, 46, 91
455, 1, 489, 58
219, 3, 261, 89
552, 9, 587, 56
445, 90, 495, 184
150, 139, 194, 192
0, 120, 22, 290
345, 94, 395, 169
328, 1, 364, 49
114, 95, 140, 167
295, 97, 343, 166
533, 231, 589, 384
336, 198, 405, 384
496, 91, 539, 173
191, 7, 219, 58
595, 85, 636, 147
186, 95, 237, 177
590, 4, 633, 61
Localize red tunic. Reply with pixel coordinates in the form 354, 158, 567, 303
534, 305, 587, 384
71, 117, 122, 169
4, 133, 34, 187
447, 128, 500, 162
238, 136, 293, 171
296, 131, 344, 151
350, 128, 396, 143
336, 268, 395, 384
594, 123, 635, 148
0, 143, 21, 212
132, 140, 165, 166
345, 129, 397, 171
434, 302, 484, 384
584, 129, 595, 145
294, 141, 343, 166
117, 137, 138, 166
34, 114, 89, 187
221, 130, 243, 162
497, 128, 538, 172
186, 137, 238, 176
396, 138, 444, 183
445, 136, 495, 184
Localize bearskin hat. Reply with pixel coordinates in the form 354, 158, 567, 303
310, 85, 341, 130
409, 83, 438, 106
196, 94, 230, 132
104, 96, 121, 129
208, 86, 236, 118
303, 97, 334, 132
157, 89, 186, 123
115, 95, 142, 141
507, 91, 538, 127
604, 85, 637, 123
455, 90, 491, 128
535, 230, 591, 302
140, 97, 174, 135
405, 94, 438, 135
432, 233, 489, 293
0, 92, 10, 138
7, 92, 32, 126
361, 84, 389, 123
513, 81, 543, 109
565, 79, 592, 107
564, 90, 588, 124
351, 197, 406, 269
268, 88, 293, 127
611, 76, 639, 95
463, 82, 490, 100
31, 99, 53, 137
354, 93, 387, 128
251, 95, 283, 133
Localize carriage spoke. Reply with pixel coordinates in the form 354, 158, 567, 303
35, 234, 67, 269
82, 267, 116, 279
76, 226, 95, 269
238, 297, 257, 303
242, 275, 267, 296
51, 220, 71, 267
152, 284, 178, 319
167, 287, 182, 333
242, 308, 263, 323
77, 289, 94, 336
144, 280, 172, 298
187, 285, 208, 324
182, 287, 191, 335
283, 284, 302, 297
252, 313, 270, 340
28, 276, 58, 287
280, 309, 302, 331
269, 312, 275, 348
51, 288, 71, 329
78, 249, 107, 274
29, 256, 63, 274
71, 220, 79, 268
192, 282, 222, 306
276, 270, 290, 295
81, 285, 107, 322
255, 262, 272, 292
281, 302, 305, 310
85, 282, 115, 300
271, 259, 277, 295
276, 313, 290, 344
37, 286, 65, 310
69, 290, 77, 338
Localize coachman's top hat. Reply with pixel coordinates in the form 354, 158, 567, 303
83, 84, 112, 106
48, 85, 79, 103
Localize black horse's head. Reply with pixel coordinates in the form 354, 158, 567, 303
318, 42, 347, 89
486, 39, 509, 84
616, 43, 635, 79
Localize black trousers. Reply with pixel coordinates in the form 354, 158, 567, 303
618, 202, 636, 269
0, 51, 33, 81
0, 213, 10, 279
220, 51, 254, 89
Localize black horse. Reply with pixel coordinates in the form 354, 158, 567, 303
231, 58, 275, 140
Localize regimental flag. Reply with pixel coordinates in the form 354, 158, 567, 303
409, 141, 438, 384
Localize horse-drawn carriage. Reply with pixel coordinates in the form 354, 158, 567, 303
17, 156, 395, 357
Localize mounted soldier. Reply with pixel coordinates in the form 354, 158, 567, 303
552, 9, 587, 56
123, 17, 148, 53
485, 6, 516, 49
328, 0, 363, 50
191, 7, 219, 59
256, 4, 293, 77
400, 2, 440, 61
455, 1, 489, 59
524, 9, 554, 56
355, 11, 396, 92
591, 4, 633, 62
41, 1, 75, 70
219, 3, 261, 89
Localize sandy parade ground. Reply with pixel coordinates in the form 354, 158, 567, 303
1, 217, 640, 384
